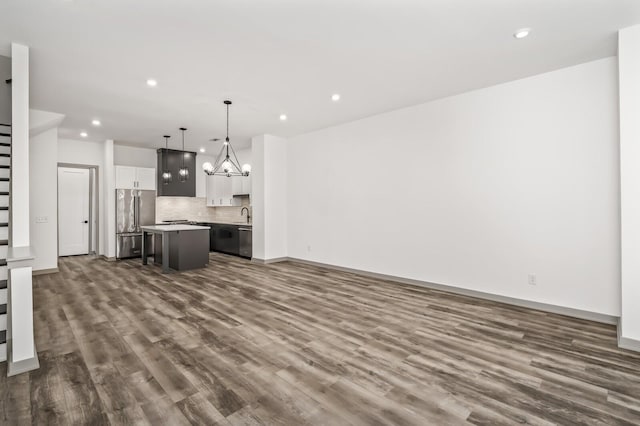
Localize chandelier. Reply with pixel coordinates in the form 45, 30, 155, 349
202, 100, 251, 177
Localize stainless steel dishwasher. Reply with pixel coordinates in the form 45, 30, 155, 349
238, 227, 252, 258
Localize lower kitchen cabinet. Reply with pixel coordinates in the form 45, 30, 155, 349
196, 222, 252, 258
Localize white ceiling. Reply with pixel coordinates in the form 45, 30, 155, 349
0, 0, 639, 151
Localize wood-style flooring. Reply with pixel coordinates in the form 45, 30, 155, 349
1, 253, 640, 425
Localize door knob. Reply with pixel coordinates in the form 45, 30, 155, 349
83, 220, 89, 224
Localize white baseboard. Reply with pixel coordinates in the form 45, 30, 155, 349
617, 323, 640, 352
277, 257, 619, 326
6, 339, 39, 376
32, 268, 59, 276
251, 257, 289, 265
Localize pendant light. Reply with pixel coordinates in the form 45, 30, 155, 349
202, 100, 251, 177
161, 135, 172, 185
178, 127, 189, 182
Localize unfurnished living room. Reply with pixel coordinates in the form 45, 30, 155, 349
1, 0, 640, 424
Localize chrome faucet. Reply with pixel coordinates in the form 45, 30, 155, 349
241, 207, 251, 224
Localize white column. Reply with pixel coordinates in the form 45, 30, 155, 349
251, 134, 288, 262
10, 43, 29, 246
7, 247, 38, 375
619, 24, 640, 351
6, 43, 39, 375
104, 139, 116, 258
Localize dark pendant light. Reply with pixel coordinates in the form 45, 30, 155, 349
178, 127, 189, 182
202, 100, 251, 177
161, 135, 172, 185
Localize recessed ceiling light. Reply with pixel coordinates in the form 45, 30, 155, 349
279, 114, 287, 121
91, 119, 101, 126
200, 148, 205, 153
331, 94, 341, 101
513, 28, 531, 39
80, 132, 88, 138
146, 79, 158, 87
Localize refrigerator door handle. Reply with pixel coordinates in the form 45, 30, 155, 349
136, 196, 141, 231
133, 195, 138, 231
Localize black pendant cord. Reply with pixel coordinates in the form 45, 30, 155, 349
181, 128, 186, 169
178, 127, 189, 182
163, 135, 170, 171
162, 135, 172, 184
225, 100, 231, 160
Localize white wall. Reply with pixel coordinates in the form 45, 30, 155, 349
58, 138, 107, 255
0, 55, 10, 125
619, 25, 640, 343
30, 128, 58, 271
287, 57, 620, 317
114, 144, 157, 168
196, 153, 217, 198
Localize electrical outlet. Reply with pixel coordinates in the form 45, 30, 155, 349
528, 273, 537, 286
307, 245, 312, 252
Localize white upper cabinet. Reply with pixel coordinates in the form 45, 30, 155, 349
115, 166, 136, 189
231, 175, 251, 196
135, 167, 156, 190
206, 175, 233, 206
115, 166, 156, 190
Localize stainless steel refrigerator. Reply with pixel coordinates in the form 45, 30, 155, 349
116, 189, 156, 259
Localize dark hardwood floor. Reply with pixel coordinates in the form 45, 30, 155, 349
1, 253, 640, 425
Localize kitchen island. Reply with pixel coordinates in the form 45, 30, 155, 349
141, 224, 210, 273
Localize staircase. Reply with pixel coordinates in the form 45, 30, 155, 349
0, 123, 9, 362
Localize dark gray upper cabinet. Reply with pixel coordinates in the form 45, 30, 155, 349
156, 148, 197, 197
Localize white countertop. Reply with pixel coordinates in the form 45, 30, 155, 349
141, 224, 211, 232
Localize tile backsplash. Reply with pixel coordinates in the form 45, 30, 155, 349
156, 196, 251, 224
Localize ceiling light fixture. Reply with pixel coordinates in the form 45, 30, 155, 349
279, 114, 287, 121
331, 94, 341, 101
202, 100, 251, 177
91, 119, 101, 126
178, 127, 189, 182
161, 135, 172, 185
200, 148, 205, 153
513, 28, 531, 39
146, 79, 158, 87
80, 132, 88, 137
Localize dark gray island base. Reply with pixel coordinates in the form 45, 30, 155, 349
141, 225, 210, 273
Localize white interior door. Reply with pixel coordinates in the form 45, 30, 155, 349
58, 167, 90, 256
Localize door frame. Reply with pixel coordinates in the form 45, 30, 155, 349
57, 163, 100, 256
